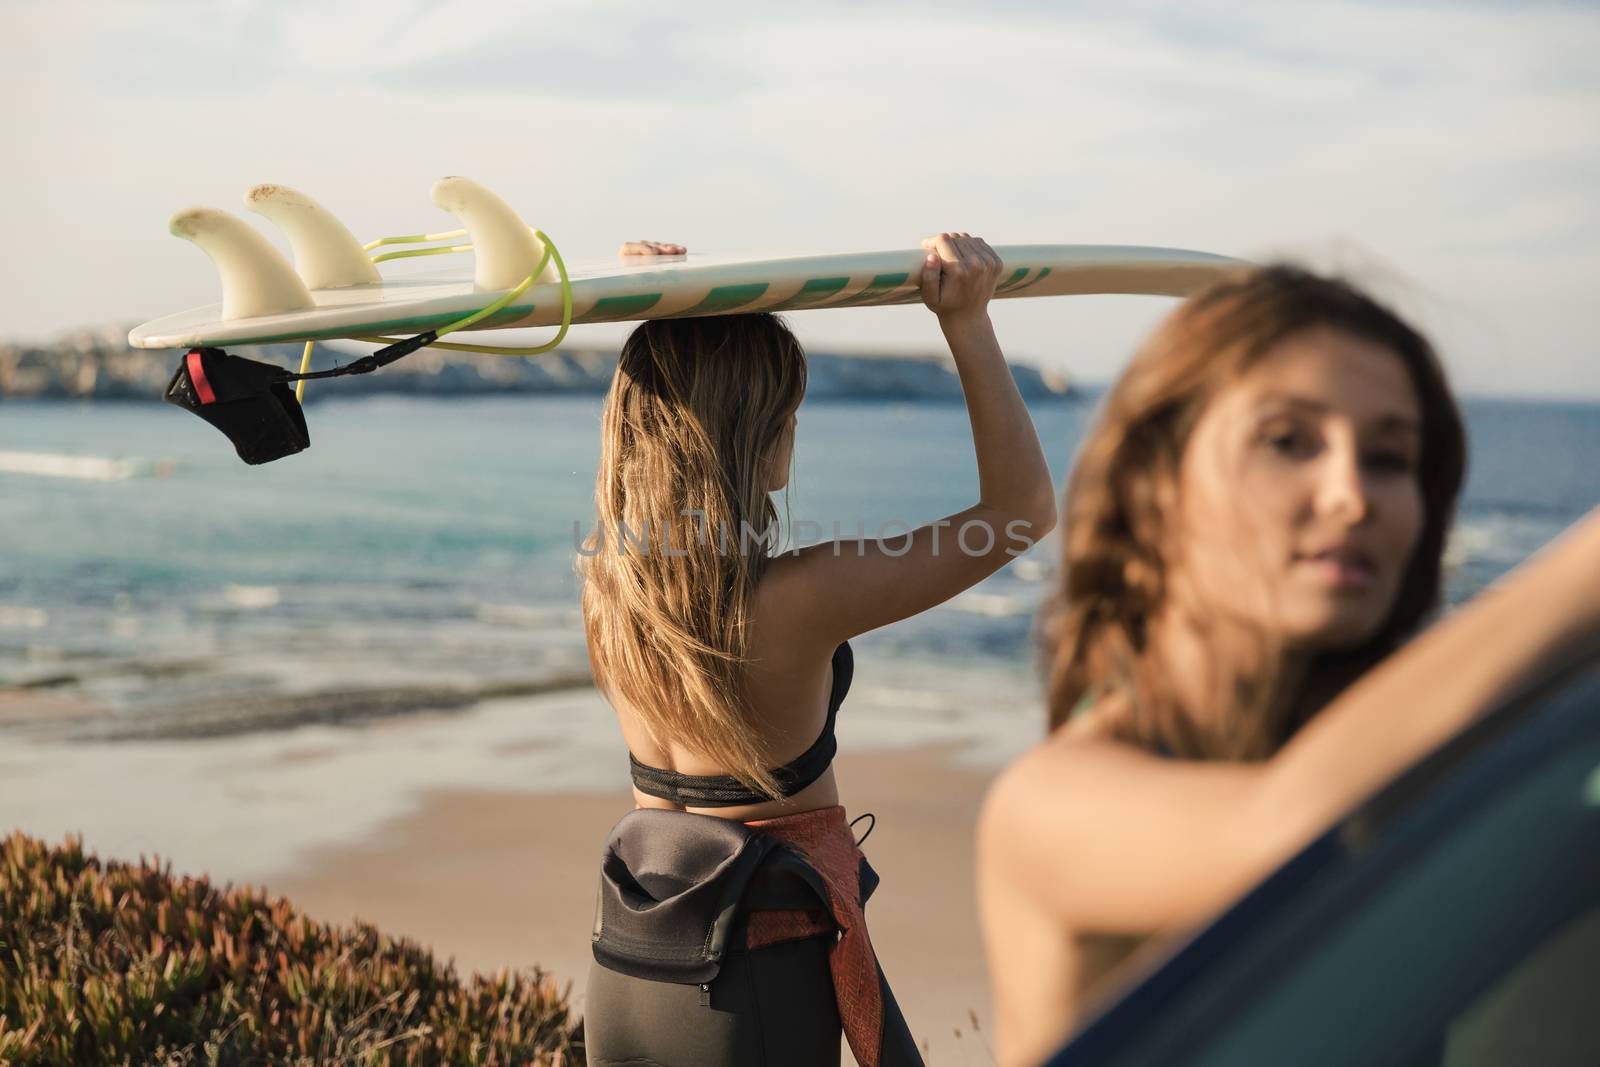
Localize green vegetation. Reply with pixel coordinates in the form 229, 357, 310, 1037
0, 832, 584, 1066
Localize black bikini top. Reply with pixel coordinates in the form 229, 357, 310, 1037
628, 641, 854, 808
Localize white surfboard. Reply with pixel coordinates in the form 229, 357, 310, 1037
129, 245, 1244, 350
129, 178, 1247, 350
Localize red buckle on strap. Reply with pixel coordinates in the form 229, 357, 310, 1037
186, 349, 217, 405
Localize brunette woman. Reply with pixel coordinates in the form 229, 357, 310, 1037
976, 265, 1600, 1065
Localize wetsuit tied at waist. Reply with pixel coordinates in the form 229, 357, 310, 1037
591, 803, 922, 1067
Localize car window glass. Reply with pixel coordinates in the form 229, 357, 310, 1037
1442, 907, 1600, 1067
1183, 735, 1600, 1067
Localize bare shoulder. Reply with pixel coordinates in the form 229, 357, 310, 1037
754, 543, 837, 603
983, 699, 1132, 814
981, 729, 1110, 855
978, 701, 1152, 891
754, 550, 807, 600
748, 550, 840, 656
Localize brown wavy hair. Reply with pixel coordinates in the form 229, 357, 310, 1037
1039, 264, 1467, 759
579, 314, 807, 799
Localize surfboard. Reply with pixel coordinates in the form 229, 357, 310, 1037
129, 245, 1244, 350
128, 178, 1247, 351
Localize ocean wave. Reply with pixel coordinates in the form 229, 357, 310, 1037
223, 585, 282, 610
1010, 557, 1054, 582
1462, 497, 1582, 522
945, 589, 1039, 618
0, 604, 48, 630
1445, 513, 1563, 569
475, 602, 578, 628
0, 450, 174, 481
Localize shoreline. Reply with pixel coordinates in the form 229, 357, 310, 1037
1, 672, 598, 743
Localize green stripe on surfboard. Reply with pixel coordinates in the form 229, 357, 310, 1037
676, 283, 770, 316
829, 272, 913, 308
798, 276, 850, 299
791, 276, 852, 304
1007, 266, 1052, 293
996, 267, 1031, 292
586, 293, 664, 322
764, 276, 851, 313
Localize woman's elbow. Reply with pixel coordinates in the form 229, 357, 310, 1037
968, 494, 1056, 560
1033, 497, 1060, 538
1007, 493, 1058, 546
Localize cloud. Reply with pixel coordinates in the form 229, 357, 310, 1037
373, 17, 758, 100
2, 0, 1597, 397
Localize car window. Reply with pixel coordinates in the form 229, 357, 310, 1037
1049, 661, 1600, 1067
1442, 906, 1600, 1067
1187, 728, 1599, 1067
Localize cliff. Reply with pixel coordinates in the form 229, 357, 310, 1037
0, 324, 1071, 403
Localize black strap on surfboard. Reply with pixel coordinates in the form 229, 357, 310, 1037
164, 333, 436, 465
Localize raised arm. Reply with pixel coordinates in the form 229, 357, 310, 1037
978, 505, 1600, 1060
759, 234, 1056, 653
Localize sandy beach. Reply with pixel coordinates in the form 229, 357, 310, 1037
3, 686, 1021, 1066
273, 743, 999, 1065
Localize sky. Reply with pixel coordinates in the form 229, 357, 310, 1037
3, 0, 1597, 398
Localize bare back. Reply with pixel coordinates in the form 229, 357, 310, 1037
611, 563, 846, 820
594, 235, 1058, 821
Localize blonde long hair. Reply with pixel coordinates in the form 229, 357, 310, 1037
1040, 265, 1467, 759
579, 314, 807, 799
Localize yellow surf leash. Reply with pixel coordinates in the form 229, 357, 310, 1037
296, 227, 574, 402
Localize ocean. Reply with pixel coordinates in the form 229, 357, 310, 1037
1, 392, 1596, 756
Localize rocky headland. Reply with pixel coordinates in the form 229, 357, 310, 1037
0, 324, 1072, 403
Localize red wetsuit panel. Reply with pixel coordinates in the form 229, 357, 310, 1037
743, 805, 886, 1067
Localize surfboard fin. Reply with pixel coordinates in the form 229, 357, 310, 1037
429, 176, 558, 292
244, 184, 382, 289
169, 207, 314, 321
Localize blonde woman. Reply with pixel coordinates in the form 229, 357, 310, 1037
581, 234, 1055, 1067
975, 265, 1600, 1065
